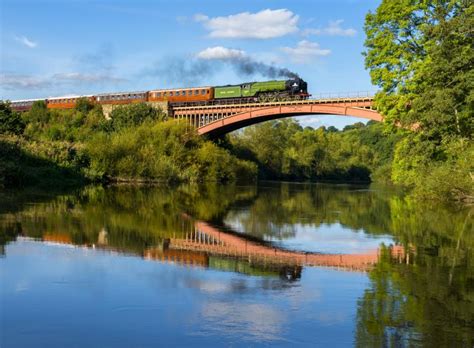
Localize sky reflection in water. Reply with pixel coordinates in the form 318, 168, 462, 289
2, 240, 366, 347
1, 182, 472, 347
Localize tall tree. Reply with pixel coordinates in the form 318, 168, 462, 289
364, 0, 473, 200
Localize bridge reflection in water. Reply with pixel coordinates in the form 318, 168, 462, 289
41, 218, 405, 280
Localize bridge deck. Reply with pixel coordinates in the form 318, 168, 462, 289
170, 96, 379, 135
172, 96, 375, 112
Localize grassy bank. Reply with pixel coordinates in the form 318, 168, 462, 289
0, 100, 257, 188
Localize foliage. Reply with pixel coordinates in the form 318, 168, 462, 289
364, 0, 473, 202
0, 101, 257, 187
0, 101, 25, 135
228, 119, 401, 182
107, 103, 167, 132
86, 120, 257, 183
74, 97, 95, 114
0, 135, 86, 188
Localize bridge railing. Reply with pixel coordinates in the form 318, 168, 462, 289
312, 91, 377, 99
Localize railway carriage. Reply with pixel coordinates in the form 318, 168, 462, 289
10, 99, 41, 112
96, 91, 147, 105
9, 78, 309, 112
148, 87, 213, 104
47, 95, 96, 109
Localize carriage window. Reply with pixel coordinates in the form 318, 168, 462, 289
201, 89, 206, 95
194, 90, 198, 95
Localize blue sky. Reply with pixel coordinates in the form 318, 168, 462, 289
1, 0, 380, 128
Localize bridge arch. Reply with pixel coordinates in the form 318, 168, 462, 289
197, 104, 382, 137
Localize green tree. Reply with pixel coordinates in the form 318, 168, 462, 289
74, 97, 95, 114
108, 103, 166, 132
0, 101, 25, 135
364, 0, 473, 202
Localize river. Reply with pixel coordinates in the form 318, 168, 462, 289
0, 182, 472, 347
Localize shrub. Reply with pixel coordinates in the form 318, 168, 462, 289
0, 101, 25, 135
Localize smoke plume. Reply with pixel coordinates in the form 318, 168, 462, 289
196, 46, 299, 79
230, 57, 299, 79
143, 50, 300, 87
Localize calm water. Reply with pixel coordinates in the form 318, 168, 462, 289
0, 182, 472, 347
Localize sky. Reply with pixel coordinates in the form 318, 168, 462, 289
0, 0, 381, 129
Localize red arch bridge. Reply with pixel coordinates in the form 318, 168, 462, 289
171, 93, 381, 137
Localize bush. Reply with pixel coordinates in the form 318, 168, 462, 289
412, 141, 474, 202
86, 121, 257, 183
108, 103, 166, 132
75, 97, 95, 114
0, 101, 25, 135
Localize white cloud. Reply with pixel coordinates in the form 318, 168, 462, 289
196, 46, 247, 60
14, 35, 38, 48
298, 116, 323, 128
0, 74, 49, 89
281, 40, 331, 63
303, 20, 357, 37
196, 9, 299, 39
52, 72, 125, 83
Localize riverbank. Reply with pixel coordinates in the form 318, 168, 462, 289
1, 99, 472, 204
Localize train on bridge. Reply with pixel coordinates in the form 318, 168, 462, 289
10, 78, 309, 112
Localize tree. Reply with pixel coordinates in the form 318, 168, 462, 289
364, 0, 473, 201
25, 100, 49, 124
109, 103, 166, 132
74, 97, 95, 114
0, 101, 25, 135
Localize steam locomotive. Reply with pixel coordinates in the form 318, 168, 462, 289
10, 78, 309, 112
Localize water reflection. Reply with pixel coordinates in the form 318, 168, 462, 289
0, 183, 472, 346
0, 185, 402, 278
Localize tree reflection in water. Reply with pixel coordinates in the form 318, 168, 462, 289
0, 182, 472, 344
